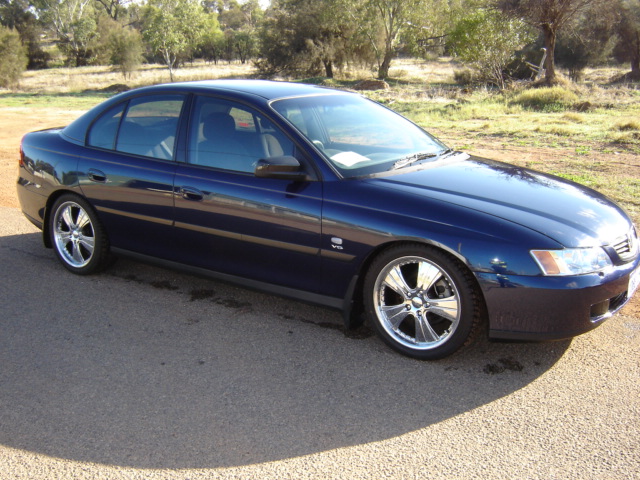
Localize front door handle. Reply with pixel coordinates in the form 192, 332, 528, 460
180, 186, 204, 201
88, 169, 107, 183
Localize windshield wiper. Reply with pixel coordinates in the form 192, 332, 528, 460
438, 147, 456, 159
392, 152, 438, 170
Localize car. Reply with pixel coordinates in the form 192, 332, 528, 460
16, 79, 640, 360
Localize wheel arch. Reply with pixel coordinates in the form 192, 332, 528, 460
42, 189, 93, 248
344, 239, 488, 331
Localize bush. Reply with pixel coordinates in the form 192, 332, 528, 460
0, 26, 28, 88
509, 86, 579, 112
109, 27, 143, 79
453, 69, 479, 86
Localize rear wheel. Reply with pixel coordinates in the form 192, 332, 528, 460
363, 244, 481, 360
49, 194, 109, 275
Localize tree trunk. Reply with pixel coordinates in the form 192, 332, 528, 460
631, 30, 640, 80
323, 60, 334, 78
377, 50, 393, 80
542, 23, 557, 85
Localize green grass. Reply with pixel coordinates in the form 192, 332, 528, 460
368, 86, 640, 151
0, 92, 111, 109
509, 86, 579, 112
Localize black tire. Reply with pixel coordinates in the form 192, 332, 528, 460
49, 194, 110, 275
363, 244, 482, 360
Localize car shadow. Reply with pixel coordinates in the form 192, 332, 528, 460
0, 228, 571, 469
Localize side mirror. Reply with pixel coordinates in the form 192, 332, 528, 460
255, 156, 309, 181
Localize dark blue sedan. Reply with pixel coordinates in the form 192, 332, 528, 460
16, 80, 640, 359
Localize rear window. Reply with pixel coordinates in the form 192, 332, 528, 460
87, 94, 185, 161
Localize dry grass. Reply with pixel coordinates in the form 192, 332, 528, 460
14, 61, 258, 94
614, 119, 640, 131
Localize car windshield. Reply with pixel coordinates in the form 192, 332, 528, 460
270, 93, 447, 177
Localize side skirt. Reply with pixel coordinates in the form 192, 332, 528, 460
111, 247, 345, 311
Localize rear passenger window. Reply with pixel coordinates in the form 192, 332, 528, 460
115, 95, 185, 160
87, 103, 125, 149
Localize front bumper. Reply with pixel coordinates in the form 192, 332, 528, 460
478, 256, 640, 341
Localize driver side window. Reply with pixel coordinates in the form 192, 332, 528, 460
187, 96, 293, 173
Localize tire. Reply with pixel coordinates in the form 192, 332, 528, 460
49, 194, 109, 275
363, 244, 482, 360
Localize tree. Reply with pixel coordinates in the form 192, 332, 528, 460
197, 25, 225, 64
142, 0, 218, 81
0, 0, 49, 68
554, 3, 618, 81
497, 0, 606, 84
613, 0, 640, 80
32, 0, 97, 66
359, 0, 454, 79
368, 0, 423, 79
258, 0, 356, 78
215, 0, 261, 63
0, 25, 27, 87
449, 8, 534, 89
94, 0, 129, 21
107, 23, 143, 78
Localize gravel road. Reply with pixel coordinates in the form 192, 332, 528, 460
1, 205, 639, 479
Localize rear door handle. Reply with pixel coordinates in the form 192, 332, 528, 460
180, 186, 204, 201
88, 169, 107, 183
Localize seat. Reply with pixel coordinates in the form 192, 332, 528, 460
117, 121, 152, 157
197, 113, 252, 171
260, 133, 284, 158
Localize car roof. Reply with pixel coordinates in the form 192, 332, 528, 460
61, 80, 351, 144
140, 79, 345, 101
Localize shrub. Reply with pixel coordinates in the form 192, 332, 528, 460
453, 69, 478, 86
0, 26, 28, 88
509, 86, 579, 112
109, 27, 144, 79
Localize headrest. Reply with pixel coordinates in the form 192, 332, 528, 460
203, 113, 236, 140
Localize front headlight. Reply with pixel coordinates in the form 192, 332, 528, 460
531, 247, 612, 276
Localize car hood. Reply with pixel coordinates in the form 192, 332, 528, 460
366, 155, 632, 248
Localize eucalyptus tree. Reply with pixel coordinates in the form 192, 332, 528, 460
613, 0, 640, 80
349, 0, 458, 79
367, 0, 425, 78
497, 0, 608, 84
142, 0, 219, 81
214, 0, 261, 63
258, 0, 356, 78
32, 0, 97, 65
93, 0, 129, 21
449, 7, 534, 89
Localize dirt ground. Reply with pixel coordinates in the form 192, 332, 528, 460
2, 106, 638, 317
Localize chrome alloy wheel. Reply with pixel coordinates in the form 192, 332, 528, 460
53, 201, 96, 269
373, 256, 461, 350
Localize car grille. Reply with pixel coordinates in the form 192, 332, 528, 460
612, 228, 638, 262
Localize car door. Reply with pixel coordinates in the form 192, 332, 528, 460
78, 94, 186, 258
173, 95, 323, 293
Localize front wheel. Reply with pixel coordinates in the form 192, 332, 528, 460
49, 194, 109, 275
363, 245, 482, 360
